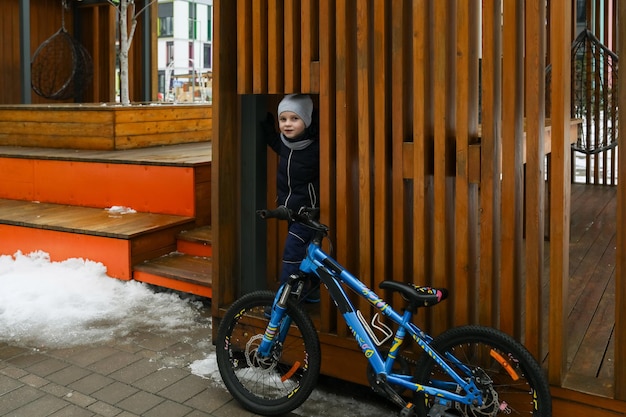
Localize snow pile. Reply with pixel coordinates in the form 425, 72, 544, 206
0, 251, 202, 348
106, 205, 137, 215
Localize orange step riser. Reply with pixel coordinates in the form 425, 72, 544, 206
0, 225, 132, 280
0, 158, 195, 217
133, 270, 212, 298
176, 240, 212, 258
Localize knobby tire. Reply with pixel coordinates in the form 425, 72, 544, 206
215, 291, 321, 416
413, 325, 552, 417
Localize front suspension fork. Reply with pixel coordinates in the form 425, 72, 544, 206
257, 276, 304, 357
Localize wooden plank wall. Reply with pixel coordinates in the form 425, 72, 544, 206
0, 0, 152, 105
1, 0, 73, 104
2, 0, 23, 104
212, 0, 625, 408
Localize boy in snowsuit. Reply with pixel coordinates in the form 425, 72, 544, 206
263, 94, 320, 301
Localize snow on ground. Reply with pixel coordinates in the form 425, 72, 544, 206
0, 250, 204, 348
0, 250, 393, 416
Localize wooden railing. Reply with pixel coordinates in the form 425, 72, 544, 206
547, 28, 619, 185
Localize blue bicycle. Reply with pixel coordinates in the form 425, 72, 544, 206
216, 207, 552, 417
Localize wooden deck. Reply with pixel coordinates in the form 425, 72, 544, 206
560, 183, 617, 397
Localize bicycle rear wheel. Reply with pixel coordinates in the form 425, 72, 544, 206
215, 290, 321, 416
413, 325, 552, 417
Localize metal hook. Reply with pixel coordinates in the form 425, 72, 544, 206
61, 0, 68, 30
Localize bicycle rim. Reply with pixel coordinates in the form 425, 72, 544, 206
413, 325, 552, 417
216, 291, 321, 416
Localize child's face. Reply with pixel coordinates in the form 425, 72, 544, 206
278, 111, 306, 139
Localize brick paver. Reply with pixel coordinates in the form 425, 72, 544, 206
0, 303, 394, 417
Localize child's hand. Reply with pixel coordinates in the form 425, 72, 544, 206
260, 112, 276, 137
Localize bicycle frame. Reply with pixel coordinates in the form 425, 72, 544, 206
258, 233, 485, 408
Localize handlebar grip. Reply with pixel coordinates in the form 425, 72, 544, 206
256, 206, 292, 220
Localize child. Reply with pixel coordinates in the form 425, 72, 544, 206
263, 94, 320, 300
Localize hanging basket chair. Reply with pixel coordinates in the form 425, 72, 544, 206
31, 27, 93, 101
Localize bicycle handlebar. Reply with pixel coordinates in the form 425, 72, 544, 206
257, 206, 327, 234
256, 206, 292, 220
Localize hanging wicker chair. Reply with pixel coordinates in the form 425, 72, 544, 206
31, 13, 93, 101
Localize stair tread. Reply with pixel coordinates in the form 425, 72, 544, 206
178, 226, 212, 243
134, 252, 212, 287
0, 199, 194, 239
0, 142, 212, 166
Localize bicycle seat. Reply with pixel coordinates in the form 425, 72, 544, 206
379, 281, 448, 308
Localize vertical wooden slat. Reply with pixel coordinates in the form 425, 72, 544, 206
318, 0, 336, 334
283, 0, 301, 91
390, 0, 410, 312
500, 0, 524, 339
300, 0, 318, 92
1, 1, 19, 103
236, 0, 252, 93
373, 0, 390, 329
524, 0, 546, 359
431, 0, 453, 333
334, 0, 349, 268
334, 0, 357, 336
252, 0, 267, 93
412, 0, 431, 331
615, 0, 626, 400
267, 0, 284, 93
479, 0, 502, 328
356, 0, 373, 313
453, 0, 478, 327
211, 0, 239, 333
548, 0, 571, 386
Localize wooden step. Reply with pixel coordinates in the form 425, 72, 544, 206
177, 226, 212, 257
133, 252, 212, 298
0, 199, 195, 280
0, 142, 211, 223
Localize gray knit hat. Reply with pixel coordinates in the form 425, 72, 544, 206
277, 94, 314, 127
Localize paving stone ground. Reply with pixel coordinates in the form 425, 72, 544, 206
0, 300, 395, 417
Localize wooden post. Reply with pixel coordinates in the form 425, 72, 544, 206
19, 0, 30, 104
211, 0, 240, 334
548, 0, 571, 386
615, 0, 626, 401
524, 0, 546, 359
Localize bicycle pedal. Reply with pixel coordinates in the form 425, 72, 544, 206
399, 402, 416, 417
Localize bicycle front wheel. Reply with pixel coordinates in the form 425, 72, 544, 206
413, 325, 552, 417
215, 290, 321, 416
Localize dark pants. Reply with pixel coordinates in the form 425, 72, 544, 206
279, 221, 315, 284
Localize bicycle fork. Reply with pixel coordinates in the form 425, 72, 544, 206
256, 278, 304, 357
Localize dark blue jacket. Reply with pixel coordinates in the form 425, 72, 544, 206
266, 128, 320, 211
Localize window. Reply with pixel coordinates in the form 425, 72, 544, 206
203, 43, 211, 69
158, 3, 173, 37
207, 5, 212, 41
189, 2, 197, 40
166, 41, 174, 66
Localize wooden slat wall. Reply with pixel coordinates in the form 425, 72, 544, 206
0, 0, 152, 104
1, 0, 74, 104
213, 0, 625, 406
1, 0, 21, 104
